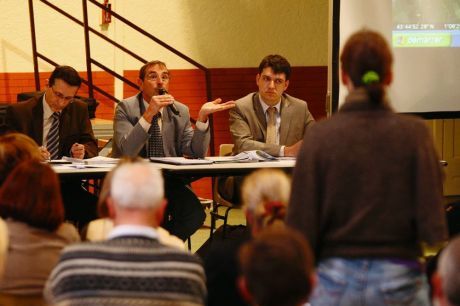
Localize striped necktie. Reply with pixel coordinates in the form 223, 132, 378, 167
47, 112, 60, 160
148, 113, 165, 157
266, 106, 277, 145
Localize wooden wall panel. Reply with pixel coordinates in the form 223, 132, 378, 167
0, 71, 115, 120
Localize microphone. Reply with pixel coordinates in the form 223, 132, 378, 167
158, 88, 179, 116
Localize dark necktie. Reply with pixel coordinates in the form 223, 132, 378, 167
47, 112, 60, 160
266, 107, 277, 145
148, 113, 165, 157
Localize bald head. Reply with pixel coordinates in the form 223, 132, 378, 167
438, 237, 460, 306
110, 163, 164, 210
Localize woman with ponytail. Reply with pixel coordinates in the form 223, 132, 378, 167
287, 29, 447, 306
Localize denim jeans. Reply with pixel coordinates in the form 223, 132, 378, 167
309, 258, 430, 306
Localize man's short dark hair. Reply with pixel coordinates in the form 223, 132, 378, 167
139, 60, 168, 80
48, 65, 82, 87
258, 55, 292, 80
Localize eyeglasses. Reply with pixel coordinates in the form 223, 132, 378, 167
261, 75, 286, 86
51, 87, 74, 102
145, 73, 170, 83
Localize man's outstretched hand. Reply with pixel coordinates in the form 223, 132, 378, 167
198, 98, 236, 123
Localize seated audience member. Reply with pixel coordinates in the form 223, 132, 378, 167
287, 29, 447, 306
0, 133, 44, 283
6, 65, 98, 228
432, 236, 460, 306
0, 161, 80, 296
85, 158, 183, 249
0, 133, 42, 186
238, 227, 315, 306
205, 169, 291, 306
112, 60, 235, 241
45, 162, 206, 306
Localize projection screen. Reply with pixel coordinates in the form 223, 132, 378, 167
332, 0, 460, 118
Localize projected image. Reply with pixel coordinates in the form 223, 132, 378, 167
392, 0, 460, 47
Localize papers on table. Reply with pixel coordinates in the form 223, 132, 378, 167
208, 150, 278, 163
62, 156, 120, 165
149, 151, 285, 165
149, 157, 214, 165
49, 156, 120, 168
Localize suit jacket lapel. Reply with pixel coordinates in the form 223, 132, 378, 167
279, 95, 291, 145
32, 96, 44, 146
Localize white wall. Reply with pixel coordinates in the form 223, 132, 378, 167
0, 0, 328, 72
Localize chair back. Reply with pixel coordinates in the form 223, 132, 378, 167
219, 144, 234, 157
213, 144, 236, 208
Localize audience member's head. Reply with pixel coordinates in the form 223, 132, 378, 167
241, 169, 291, 235
97, 156, 144, 218
0, 160, 64, 231
340, 29, 393, 104
238, 227, 315, 306
108, 162, 165, 226
0, 133, 41, 185
433, 236, 460, 306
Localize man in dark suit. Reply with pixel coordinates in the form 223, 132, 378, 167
6, 65, 98, 226
112, 60, 235, 240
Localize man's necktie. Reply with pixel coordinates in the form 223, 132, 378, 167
266, 107, 277, 145
47, 112, 60, 160
148, 113, 165, 157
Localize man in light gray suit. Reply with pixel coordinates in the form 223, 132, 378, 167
113, 60, 235, 240
221, 54, 315, 203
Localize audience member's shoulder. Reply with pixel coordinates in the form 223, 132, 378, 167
157, 227, 186, 250
397, 113, 431, 135
55, 222, 81, 243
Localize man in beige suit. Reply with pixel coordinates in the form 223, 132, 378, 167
230, 54, 315, 157
221, 55, 315, 203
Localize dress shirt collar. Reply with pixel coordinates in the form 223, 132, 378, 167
43, 92, 55, 119
259, 96, 281, 114
107, 224, 159, 240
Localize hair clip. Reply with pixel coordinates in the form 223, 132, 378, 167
362, 71, 380, 85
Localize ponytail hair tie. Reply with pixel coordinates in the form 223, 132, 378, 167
362, 71, 380, 85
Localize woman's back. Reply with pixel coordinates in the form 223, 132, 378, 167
287, 29, 447, 306
292, 88, 445, 259
0, 219, 79, 294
